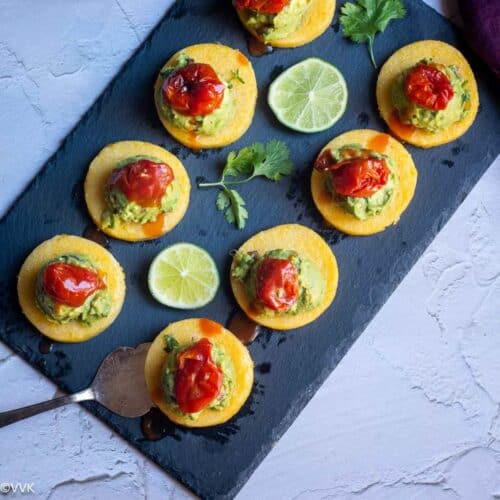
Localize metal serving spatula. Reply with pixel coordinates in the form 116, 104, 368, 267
0, 343, 153, 428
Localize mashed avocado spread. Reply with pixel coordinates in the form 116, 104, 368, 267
241, 0, 312, 41
232, 249, 325, 316
391, 60, 470, 132
36, 255, 111, 325
103, 155, 179, 228
156, 53, 235, 136
161, 335, 235, 420
325, 145, 398, 221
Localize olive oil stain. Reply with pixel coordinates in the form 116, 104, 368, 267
248, 37, 273, 57
227, 311, 261, 345
141, 408, 181, 441
39, 337, 53, 354
83, 225, 110, 249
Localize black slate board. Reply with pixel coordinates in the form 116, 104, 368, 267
0, 0, 498, 498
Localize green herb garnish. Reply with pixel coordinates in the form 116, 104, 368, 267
198, 140, 293, 229
163, 335, 179, 353
340, 0, 406, 68
228, 69, 246, 89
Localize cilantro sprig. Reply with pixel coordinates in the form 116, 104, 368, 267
340, 0, 406, 68
198, 140, 293, 229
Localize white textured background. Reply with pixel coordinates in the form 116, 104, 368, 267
1, 0, 499, 498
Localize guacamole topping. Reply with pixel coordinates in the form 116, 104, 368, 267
241, 0, 312, 41
391, 60, 470, 132
36, 254, 111, 325
156, 54, 235, 136
232, 249, 325, 316
321, 145, 398, 220
161, 335, 236, 420
103, 155, 178, 228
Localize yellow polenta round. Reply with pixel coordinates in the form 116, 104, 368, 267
17, 235, 126, 343
144, 318, 254, 428
376, 40, 479, 148
154, 43, 257, 149
230, 224, 338, 330
236, 0, 336, 48
311, 129, 418, 236
84, 141, 190, 242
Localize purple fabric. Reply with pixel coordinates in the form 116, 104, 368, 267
458, 0, 500, 76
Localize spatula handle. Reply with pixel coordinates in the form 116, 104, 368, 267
0, 387, 95, 428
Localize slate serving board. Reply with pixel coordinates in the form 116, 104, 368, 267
0, 0, 498, 498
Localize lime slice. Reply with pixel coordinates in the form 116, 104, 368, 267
148, 243, 220, 309
268, 58, 348, 133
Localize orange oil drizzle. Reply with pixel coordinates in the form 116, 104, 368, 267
186, 131, 200, 149
320, 185, 332, 204
199, 318, 222, 336
143, 212, 165, 238
368, 133, 390, 153
236, 51, 249, 66
388, 112, 415, 141
151, 386, 164, 406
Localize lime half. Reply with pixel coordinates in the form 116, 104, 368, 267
268, 58, 348, 133
148, 243, 220, 309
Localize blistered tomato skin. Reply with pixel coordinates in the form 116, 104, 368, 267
234, 0, 290, 14
315, 151, 390, 198
174, 338, 223, 414
108, 160, 174, 207
162, 63, 225, 117
256, 257, 300, 312
42, 262, 105, 308
404, 64, 454, 111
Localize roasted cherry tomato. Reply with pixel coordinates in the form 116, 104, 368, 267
162, 63, 225, 117
108, 159, 174, 207
234, 0, 290, 13
404, 63, 454, 111
315, 150, 390, 198
42, 262, 105, 308
256, 257, 299, 312
174, 338, 223, 414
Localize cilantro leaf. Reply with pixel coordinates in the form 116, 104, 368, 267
223, 140, 292, 181
199, 140, 293, 229
340, 0, 406, 68
216, 190, 231, 211
216, 189, 248, 229
252, 140, 293, 181
222, 146, 258, 179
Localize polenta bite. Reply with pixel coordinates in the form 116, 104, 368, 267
230, 224, 338, 330
154, 43, 257, 149
311, 129, 417, 236
84, 141, 190, 241
17, 235, 125, 343
234, 0, 335, 48
376, 40, 479, 148
144, 319, 254, 427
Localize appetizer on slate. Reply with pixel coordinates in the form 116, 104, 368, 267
17, 235, 125, 343
144, 319, 254, 427
154, 43, 257, 149
311, 129, 417, 235
84, 141, 190, 241
234, 0, 336, 48
231, 224, 338, 330
377, 40, 479, 148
